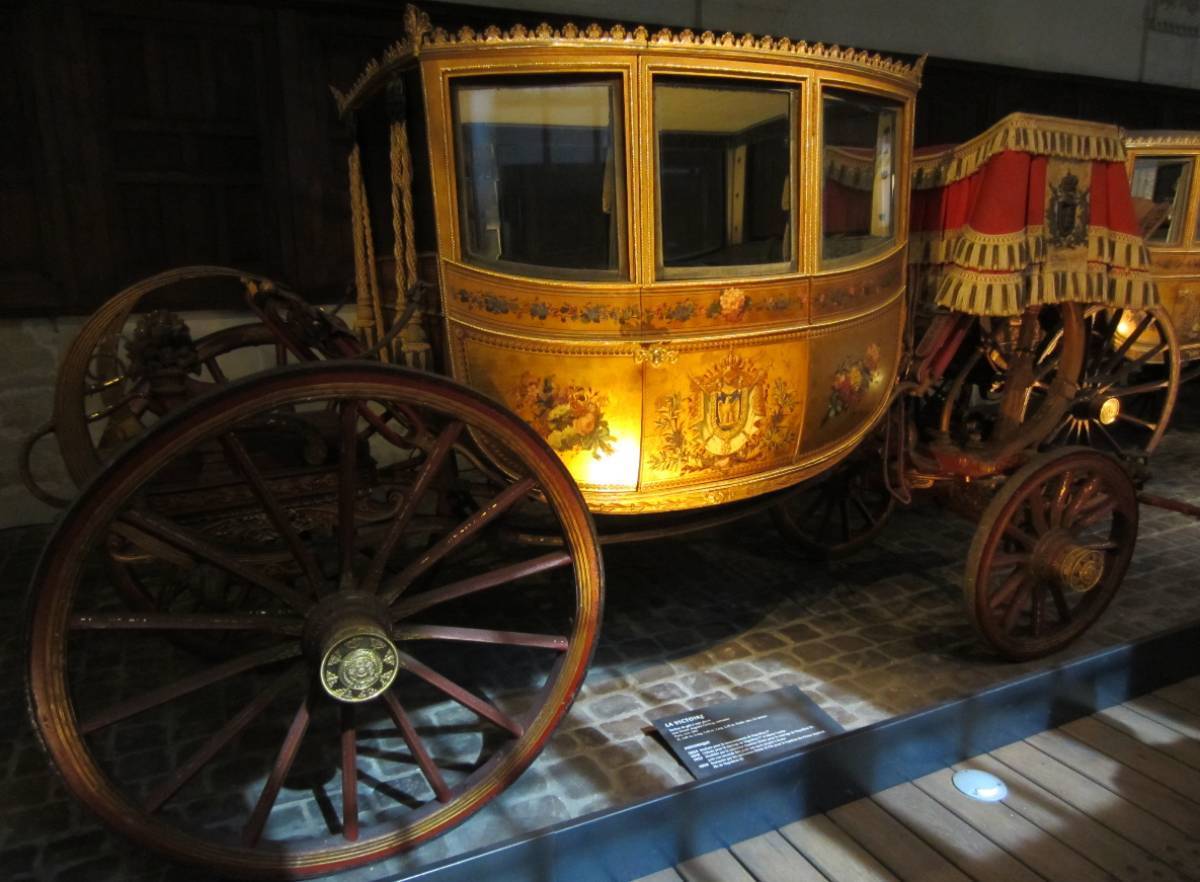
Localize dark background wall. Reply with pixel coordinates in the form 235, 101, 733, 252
4, 0, 1200, 316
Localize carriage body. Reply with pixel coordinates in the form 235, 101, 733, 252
342, 22, 920, 514
1125, 131, 1200, 366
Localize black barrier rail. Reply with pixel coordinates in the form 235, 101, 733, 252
383, 619, 1200, 882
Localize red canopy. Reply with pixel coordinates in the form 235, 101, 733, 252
910, 113, 1157, 316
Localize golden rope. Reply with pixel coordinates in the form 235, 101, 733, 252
348, 144, 374, 345
349, 142, 389, 361
389, 117, 429, 368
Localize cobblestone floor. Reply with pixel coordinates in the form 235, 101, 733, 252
3, 383, 1199, 882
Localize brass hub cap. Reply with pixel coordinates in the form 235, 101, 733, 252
303, 593, 401, 703
1096, 397, 1120, 426
1053, 544, 1106, 593
320, 633, 399, 703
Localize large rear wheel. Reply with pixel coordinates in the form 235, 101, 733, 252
27, 363, 603, 878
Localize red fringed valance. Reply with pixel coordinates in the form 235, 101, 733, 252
909, 113, 1157, 316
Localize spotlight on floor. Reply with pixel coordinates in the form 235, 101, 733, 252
952, 768, 1008, 802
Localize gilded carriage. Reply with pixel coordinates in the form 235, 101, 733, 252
21, 7, 1162, 879
1123, 130, 1200, 380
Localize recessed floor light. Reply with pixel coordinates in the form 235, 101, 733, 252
952, 769, 1008, 802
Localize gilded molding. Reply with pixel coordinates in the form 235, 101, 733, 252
1124, 130, 1200, 151
335, 3, 923, 117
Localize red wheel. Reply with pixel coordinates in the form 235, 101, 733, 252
27, 363, 602, 878
52, 267, 307, 488
964, 447, 1137, 660
770, 445, 895, 558
1036, 306, 1181, 457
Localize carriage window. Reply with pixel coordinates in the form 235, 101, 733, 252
822, 88, 900, 265
654, 78, 794, 278
1130, 156, 1191, 245
453, 77, 625, 279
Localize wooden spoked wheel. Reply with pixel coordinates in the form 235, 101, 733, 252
52, 266, 308, 489
1035, 306, 1181, 457
27, 363, 603, 878
964, 447, 1137, 661
770, 445, 895, 558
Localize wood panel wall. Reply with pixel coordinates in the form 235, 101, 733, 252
3, 0, 1200, 315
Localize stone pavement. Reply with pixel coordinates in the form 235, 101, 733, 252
3, 381, 1199, 882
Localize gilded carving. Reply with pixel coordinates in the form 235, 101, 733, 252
649, 351, 799, 473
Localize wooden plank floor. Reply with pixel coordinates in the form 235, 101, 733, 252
633, 675, 1200, 882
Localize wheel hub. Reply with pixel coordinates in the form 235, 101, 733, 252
1073, 393, 1120, 425
1035, 532, 1105, 593
304, 593, 401, 703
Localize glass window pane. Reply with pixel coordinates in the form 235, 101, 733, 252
655, 78, 793, 278
1130, 156, 1191, 245
453, 77, 624, 279
822, 88, 900, 265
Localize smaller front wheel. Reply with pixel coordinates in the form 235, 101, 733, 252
964, 447, 1137, 660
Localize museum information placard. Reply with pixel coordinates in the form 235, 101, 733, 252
652, 685, 843, 779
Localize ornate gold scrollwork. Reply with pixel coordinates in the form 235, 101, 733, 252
634, 343, 679, 367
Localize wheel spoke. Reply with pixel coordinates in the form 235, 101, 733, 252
1129, 339, 1167, 369
850, 489, 878, 526
392, 624, 568, 651
381, 690, 452, 803
1002, 578, 1033, 631
337, 400, 360, 591
81, 643, 300, 734
1003, 523, 1038, 550
360, 422, 462, 595
989, 552, 1030, 570
1063, 477, 1101, 524
1074, 495, 1116, 528
143, 668, 297, 813
989, 568, 1028, 610
114, 513, 313, 614
1116, 411, 1157, 432
1030, 582, 1045, 637
243, 693, 312, 847
379, 477, 536, 606
1102, 312, 1153, 374
391, 551, 572, 620
204, 357, 228, 384
395, 649, 524, 737
1111, 379, 1170, 398
1049, 470, 1073, 528
219, 432, 326, 596
1092, 421, 1125, 454
341, 705, 358, 841
69, 612, 303, 635
1028, 491, 1050, 535
1048, 581, 1072, 623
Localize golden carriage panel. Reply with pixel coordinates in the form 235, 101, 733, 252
800, 289, 904, 455
443, 261, 641, 337
1125, 132, 1200, 356
448, 322, 644, 496
811, 249, 904, 320
638, 276, 810, 334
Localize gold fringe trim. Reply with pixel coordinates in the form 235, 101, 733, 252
912, 113, 1126, 190
913, 224, 1152, 274
335, 4, 922, 117
934, 266, 1159, 316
